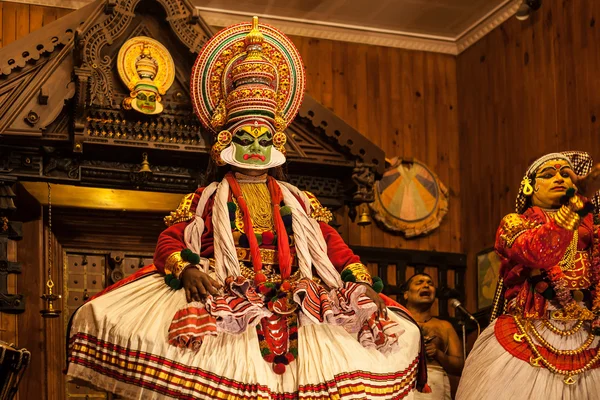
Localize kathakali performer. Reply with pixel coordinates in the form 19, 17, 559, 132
457, 152, 600, 400
66, 17, 424, 399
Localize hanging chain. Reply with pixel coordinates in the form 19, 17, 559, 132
46, 183, 54, 290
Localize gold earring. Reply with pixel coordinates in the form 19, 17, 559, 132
521, 177, 534, 196
210, 130, 232, 166
273, 131, 287, 154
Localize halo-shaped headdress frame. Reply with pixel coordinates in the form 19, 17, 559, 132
190, 20, 306, 134
117, 36, 175, 95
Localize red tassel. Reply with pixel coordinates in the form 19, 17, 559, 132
422, 384, 432, 393
273, 363, 286, 374
267, 177, 291, 279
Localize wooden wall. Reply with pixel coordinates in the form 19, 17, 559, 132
293, 36, 462, 256
0, 1, 71, 47
457, 0, 600, 310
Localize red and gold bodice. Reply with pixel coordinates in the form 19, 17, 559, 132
496, 206, 598, 319
494, 206, 600, 381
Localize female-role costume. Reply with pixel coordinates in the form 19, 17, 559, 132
457, 152, 600, 400
66, 17, 423, 399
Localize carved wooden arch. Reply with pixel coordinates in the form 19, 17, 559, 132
0, 0, 385, 209
74, 0, 213, 107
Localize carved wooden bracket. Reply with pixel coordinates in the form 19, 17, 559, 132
297, 95, 385, 175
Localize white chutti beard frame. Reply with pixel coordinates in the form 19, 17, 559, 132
220, 144, 286, 170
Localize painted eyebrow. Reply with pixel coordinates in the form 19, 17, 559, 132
537, 165, 571, 175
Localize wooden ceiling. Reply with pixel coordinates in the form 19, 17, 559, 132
194, 0, 522, 54
193, 0, 508, 38
6, 0, 522, 53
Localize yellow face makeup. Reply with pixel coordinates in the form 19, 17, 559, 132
530, 159, 574, 209
239, 125, 271, 139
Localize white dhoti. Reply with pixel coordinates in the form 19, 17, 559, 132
414, 364, 451, 400
67, 273, 422, 400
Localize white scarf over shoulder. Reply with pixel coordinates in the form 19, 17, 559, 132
183, 179, 344, 289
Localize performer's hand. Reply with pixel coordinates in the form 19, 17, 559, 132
180, 267, 222, 302
425, 340, 439, 359
566, 164, 600, 199
360, 283, 387, 318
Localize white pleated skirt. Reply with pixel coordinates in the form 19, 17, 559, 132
67, 273, 421, 400
456, 318, 600, 400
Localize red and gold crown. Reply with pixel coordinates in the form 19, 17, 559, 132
191, 17, 305, 165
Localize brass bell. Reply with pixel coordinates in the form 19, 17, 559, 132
357, 204, 372, 227
40, 280, 61, 318
139, 152, 152, 173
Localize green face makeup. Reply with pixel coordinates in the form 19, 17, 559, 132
232, 126, 273, 166
135, 90, 157, 113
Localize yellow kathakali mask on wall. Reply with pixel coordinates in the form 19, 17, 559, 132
117, 36, 175, 115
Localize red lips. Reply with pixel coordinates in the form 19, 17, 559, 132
243, 154, 266, 161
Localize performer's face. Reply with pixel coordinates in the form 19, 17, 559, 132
404, 274, 435, 306
135, 90, 157, 113
232, 125, 273, 166
531, 159, 574, 209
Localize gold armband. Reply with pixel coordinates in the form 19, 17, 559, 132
164, 252, 190, 279
164, 193, 195, 227
303, 190, 333, 224
341, 262, 373, 286
499, 213, 540, 247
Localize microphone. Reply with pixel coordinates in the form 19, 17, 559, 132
449, 299, 477, 322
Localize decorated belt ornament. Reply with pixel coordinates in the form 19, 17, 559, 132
236, 247, 297, 266
239, 261, 301, 284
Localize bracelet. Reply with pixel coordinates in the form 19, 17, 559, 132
164, 249, 202, 290
554, 205, 580, 230
165, 249, 201, 276
340, 263, 384, 293
341, 263, 372, 285
164, 252, 190, 279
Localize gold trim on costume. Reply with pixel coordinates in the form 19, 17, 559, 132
239, 262, 301, 283
235, 247, 297, 267
562, 252, 592, 289
499, 213, 541, 247
513, 314, 600, 384
303, 191, 333, 224
548, 302, 596, 321
164, 252, 190, 278
553, 195, 584, 231
164, 193, 196, 227
558, 229, 579, 273
235, 182, 274, 234
342, 262, 373, 286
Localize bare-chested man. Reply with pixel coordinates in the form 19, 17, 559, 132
404, 273, 464, 400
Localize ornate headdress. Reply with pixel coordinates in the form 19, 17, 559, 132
191, 17, 305, 167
